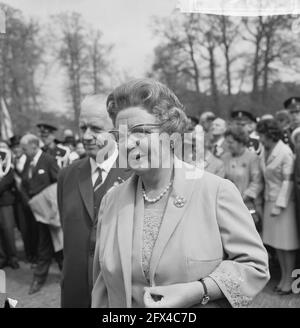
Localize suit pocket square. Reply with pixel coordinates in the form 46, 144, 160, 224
38, 169, 45, 174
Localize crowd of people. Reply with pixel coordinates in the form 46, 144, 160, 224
0, 78, 299, 307
188, 98, 300, 296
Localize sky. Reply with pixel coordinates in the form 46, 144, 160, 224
1, 0, 178, 113
4, 0, 177, 77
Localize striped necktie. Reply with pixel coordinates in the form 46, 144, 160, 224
93, 167, 103, 192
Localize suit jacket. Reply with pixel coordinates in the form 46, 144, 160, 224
22, 152, 59, 199
0, 169, 15, 206
57, 156, 132, 308
213, 138, 229, 160
261, 140, 294, 208
92, 159, 270, 308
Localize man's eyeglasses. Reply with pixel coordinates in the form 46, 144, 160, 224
109, 123, 161, 142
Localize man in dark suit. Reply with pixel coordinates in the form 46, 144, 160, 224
20, 134, 62, 294
36, 122, 70, 168
57, 95, 131, 308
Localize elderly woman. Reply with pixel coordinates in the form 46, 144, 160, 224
223, 126, 263, 214
92, 79, 269, 308
257, 119, 300, 295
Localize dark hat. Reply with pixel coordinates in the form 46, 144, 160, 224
187, 115, 199, 125
283, 97, 300, 111
9, 135, 21, 148
63, 136, 76, 146
36, 122, 57, 133
231, 110, 257, 123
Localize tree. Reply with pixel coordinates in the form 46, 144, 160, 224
242, 15, 294, 103
0, 3, 44, 133
52, 12, 88, 129
216, 16, 240, 96
87, 29, 113, 94
52, 12, 113, 129
151, 13, 203, 96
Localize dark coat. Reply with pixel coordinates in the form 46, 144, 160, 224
22, 152, 59, 199
0, 169, 15, 207
57, 156, 132, 308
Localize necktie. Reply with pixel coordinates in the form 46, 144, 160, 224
28, 161, 35, 179
93, 167, 103, 192
213, 144, 218, 157
93, 168, 103, 220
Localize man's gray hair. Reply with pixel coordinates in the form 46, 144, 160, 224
20, 133, 40, 146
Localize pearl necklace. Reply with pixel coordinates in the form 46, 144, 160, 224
142, 180, 173, 203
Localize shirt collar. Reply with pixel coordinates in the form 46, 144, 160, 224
215, 137, 224, 147
90, 143, 118, 174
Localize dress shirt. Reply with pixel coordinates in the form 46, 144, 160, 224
90, 144, 118, 187
31, 149, 43, 167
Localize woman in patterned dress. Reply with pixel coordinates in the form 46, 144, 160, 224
92, 79, 269, 308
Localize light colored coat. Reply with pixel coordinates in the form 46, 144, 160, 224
29, 183, 63, 252
223, 149, 263, 199
204, 151, 225, 178
92, 160, 269, 308
261, 140, 294, 208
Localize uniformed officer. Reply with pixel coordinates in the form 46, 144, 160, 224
36, 123, 70, 168
283, 97, 300, 131
230, 110, 262, 155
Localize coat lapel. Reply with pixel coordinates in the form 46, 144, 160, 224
32, 153, 44, 177
149, 160, 199, 286
266, 140, 282, 166
117, 175, 138, 308
78, 157, 94, 221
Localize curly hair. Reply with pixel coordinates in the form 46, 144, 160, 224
106, 78, 189, 134
224, 126, 249, 146
256, 119, 282, 142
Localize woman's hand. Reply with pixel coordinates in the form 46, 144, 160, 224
271, 205, 282, 217
143, 282, 203, 308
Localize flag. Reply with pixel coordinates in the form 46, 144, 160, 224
0, 98, 13, 141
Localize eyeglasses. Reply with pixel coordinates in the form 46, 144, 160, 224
109, 123, 161, 142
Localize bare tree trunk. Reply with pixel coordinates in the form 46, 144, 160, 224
186, 33, 200, 95
208, 45, 219, 114
262, 35, 271, 103
221, 17, 232, 96
252, 36, 261, 101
